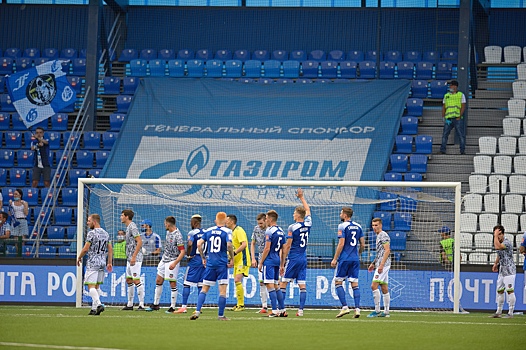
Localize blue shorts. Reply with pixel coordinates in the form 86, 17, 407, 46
282, 258, 307, 284
263, 265, 280, 284
334, 260, 360, 282
184, 264, 205, 287
202, 265, 228, 286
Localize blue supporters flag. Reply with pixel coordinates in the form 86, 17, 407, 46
6, 60, 76, 129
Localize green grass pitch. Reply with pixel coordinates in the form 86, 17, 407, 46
0, 306, 523, 350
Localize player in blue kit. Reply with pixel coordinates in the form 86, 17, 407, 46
175, 214, 205, 314
279, 188, 311, 317
258, 210, 286, 318
190, 212, 235, 321
331, 207, 365, 318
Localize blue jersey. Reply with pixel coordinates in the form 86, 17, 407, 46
521, 232, 526, 270
287, 215, 312, 260
263, 225, 285, 267
337, 220, 363, 262
187, 228, 205, 267
202, 225, 232, 269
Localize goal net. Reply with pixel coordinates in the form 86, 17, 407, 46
76, 178, 462, 313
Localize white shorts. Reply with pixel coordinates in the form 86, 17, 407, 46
126, 261, 142, 280
496, 274, 516, 293
372, 266, 390, 285
157, 260, 180, 282
258, 270, 264, 283
84, 269, 104, 285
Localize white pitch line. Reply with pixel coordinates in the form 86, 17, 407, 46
0, 342, 124, 350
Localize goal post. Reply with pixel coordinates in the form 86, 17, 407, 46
76, 178, 462, 313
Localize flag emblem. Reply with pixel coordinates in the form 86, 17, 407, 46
27, 74, 57, 106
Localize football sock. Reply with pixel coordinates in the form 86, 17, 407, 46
96, 288, 103, 298
235, 282, 244, 306
127, 283, 134, 307
383, 292, 390, 313
496, 292, 504, 314
277, 288, 285, 310
182, 285, 191, 306
508, 292, 516, 314
299, 288, 307, 310
196, 291, 207, 312
136, 282, 145, 307
154, 284, 163, 305
89, 287, 100, 309
260, 284, 268, 308
170, 286, 178, 308
218, 295, 227, 317
352, 286, 361, 309
268, 289, 277, 311
373, 289, 381, 312
336, 285, 347, 307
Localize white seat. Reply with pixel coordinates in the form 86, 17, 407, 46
484, 45, 502, 63
507, 98, 525, 118
460, 213, 478, 232
483, 194, 500, 213
502, 118, 521, 137
463, 193, 482, 213
513, 81, 526, 99
488, 174, 507, 194
519, 137, 526, 154
504, 46, 522, 64
479, 213, 498, 232
478, 136, 497, 154
498, 136, 517, 155
513, 155, 526, 174
504, 194, 523, 213
517, 63, 526, 80
504, 233, 515, 246
502, 213, 519, 233
461, 252, 468, 262
469, 174, 487, 193
518, 253, 525, 265
460, 232, 473, 249
521, 214, 526, 231
473, 155, 492, 174
493, 155, 512, 174
509, 174, 526, 193
474, 232, 494, 250
489, 252, 497, 265
469, 252, 489, 264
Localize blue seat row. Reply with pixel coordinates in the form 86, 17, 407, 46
1, 187, 79, 207
0, 48, 86, 60
101, 76, 139, 95
0, 166, 101, 188
0, 131, 117, 151
0, 57, 88, 76
0, 113, 69, 131
389, 154, 428, 173
394, 135, 433, 154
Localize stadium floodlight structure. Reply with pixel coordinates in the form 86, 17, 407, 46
76, 178, 462, 313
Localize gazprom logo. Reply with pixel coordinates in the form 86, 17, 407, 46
186, 145, 209, 177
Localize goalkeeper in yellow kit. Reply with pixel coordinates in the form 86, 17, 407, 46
226, 214, 251, 311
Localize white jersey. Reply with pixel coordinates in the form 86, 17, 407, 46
375, 230, 391, 269
125, 221, 143, 263
85, 227, 110, 270
161, 228, 184, 263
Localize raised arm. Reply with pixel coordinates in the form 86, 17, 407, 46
297, 188, 310, 216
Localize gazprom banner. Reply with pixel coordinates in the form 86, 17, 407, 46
1, 265, 524, 310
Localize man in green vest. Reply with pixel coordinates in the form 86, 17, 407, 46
439, 226, 454, 265
440, 80, 466, 155
113, 230, 127, 260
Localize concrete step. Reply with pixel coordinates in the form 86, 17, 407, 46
475, 90, 513, 99
470, 99, 508, 109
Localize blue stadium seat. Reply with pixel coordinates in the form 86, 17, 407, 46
205, 60, 223, 78
406, 98, 423, 116
385, 50, 402, 63
400, 116, 418, 135
358, 61, 376, 79
64, 131, 81, 149
257, 78, 273, 84
16, 150, 34, 167
60, 48, 78, 60
103, 76, 121, 94
116, 95, 132, 113
83, 131, 101, 149
436, 62, 453, 79
389, 231, 407, 250
0, 150, 15, 167
414, 135, 433, 154
15, 57, 32, 71
320, 61, 338, 78
415, 62, 433, 79
177, 49, 194, 61
71, 58, 87, 76
442, 51, 458, 64
253, 50, 270, 61
397, 61, 414, 79
23, 131, 37, 148
347, 50, 364, 62
233, 49, 251, 62
263, 60, 281, 78
69, 169, 86, 187
9, 168, 27, 187
393, 212, 412, 231
102, 131, 117, 149
76, 151, 94, 168
301, 61, 319, 78
239, 78, 255, 83
58, 246, 76, 258
47, 226, 65, 246
23, 48, 40, 59
167, 59, 185, 77
282, 60, 300, 78
191, 49, 210, 61
158, 49, 175, 61
4, 47, 22, 59
423, 51, 439, 63
5, 245, 18, 257
140, 48, 157, 61
95, 151, 109, 168
38, 245, 57, 258
271, 50, 288, 62
405, 172, 423, 182
215, 49, 232, 61
11, 113, 27, 130
109, 113, 125, 131
43, 48, 59, 60
390, 154, 408, 172
290, 50, 307, 62
379, 61, 396, 79
373, 211, 392, 230
410, 154, 428, 173
411, 80, 428, 98
224, 60, 243, 78
0, 76, 5, 93
429, 80, 448, 99
129, 59, 147, 76
21, 188, 39, 206
296, 78, 314, 84
187, 60, 205, 77
404, 51, 421, 62
66, 76, 82, 94
384, 172, 403, 181
61, 188, 78, 206
0, 168, 6, 186
88, 169, 101, 178
119, 49, 138, 62
0, 93, 15, 111
400, 194, 418, 211
244, 60, 262, 78
340, 61, 357, 78
122, 77, 139, 94
395, 135, 413, 153
148, 59, 165, 76
308, 50, 326, 62
60, 60, 71, 74
366, 50, 383, 61
54, 207, 73, 225
51, 113, 68, 131
328, 50, 345, 62
5, 131, 22, 148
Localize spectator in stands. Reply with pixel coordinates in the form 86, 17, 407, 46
113, 230, 127, 260
439, 226, 454, 266
140, 219, 161, 263
440, 80, 466, 155
9, 189, 29, 239
0, 212, 12, 240
31, 127, 51, 188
